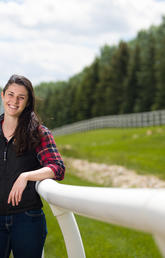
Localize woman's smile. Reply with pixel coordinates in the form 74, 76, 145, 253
8, 104, 18, 110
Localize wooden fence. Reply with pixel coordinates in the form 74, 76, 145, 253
52, 109, 165, 136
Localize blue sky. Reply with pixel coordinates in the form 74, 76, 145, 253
0, 0, 164, 86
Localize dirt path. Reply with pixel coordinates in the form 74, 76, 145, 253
64, 157, 165, 188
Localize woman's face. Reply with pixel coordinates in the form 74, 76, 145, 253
1, 83, 29, 118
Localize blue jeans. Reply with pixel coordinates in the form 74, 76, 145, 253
0, 209, 47, 258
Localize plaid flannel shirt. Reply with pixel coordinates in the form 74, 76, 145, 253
36, 125, 65, 180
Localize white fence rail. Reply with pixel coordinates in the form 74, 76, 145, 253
53, 110, 165, 136
36, 179, 165, 257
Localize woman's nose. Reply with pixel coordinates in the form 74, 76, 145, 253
13, 96, 19, 104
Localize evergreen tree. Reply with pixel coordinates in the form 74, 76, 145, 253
68, 72, 85, 123
92, 45, 116, 116
104, 41, 130, 115
134, 31, 156, 112
75, 58, 100, 121
153, 16, 165, 109
122, 45, 141, 113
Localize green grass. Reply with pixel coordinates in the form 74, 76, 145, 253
43, 173, 162, 258
55, 126, 165, 179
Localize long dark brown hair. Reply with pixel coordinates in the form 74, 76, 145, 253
3, 74, 41, 154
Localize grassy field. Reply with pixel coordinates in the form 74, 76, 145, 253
43, 126, 165, 257
56, 126, 165, 180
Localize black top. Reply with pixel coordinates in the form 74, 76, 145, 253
0, 114, 42, 215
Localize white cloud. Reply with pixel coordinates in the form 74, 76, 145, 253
0, 0, 164, 86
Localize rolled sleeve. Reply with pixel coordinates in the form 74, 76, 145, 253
36, 125, 65, 181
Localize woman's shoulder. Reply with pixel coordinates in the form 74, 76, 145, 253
36, 124, 56, 152
39, 124, 52, 136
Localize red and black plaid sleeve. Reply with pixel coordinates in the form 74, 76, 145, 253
36, 125, 65, 181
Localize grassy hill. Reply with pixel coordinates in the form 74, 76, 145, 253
56, 126, 165, 180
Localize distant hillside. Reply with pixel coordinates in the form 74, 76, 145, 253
35, 16, 165, 129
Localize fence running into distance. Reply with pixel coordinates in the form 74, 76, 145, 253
53, 109, 165, 136
36, 179, 165, 258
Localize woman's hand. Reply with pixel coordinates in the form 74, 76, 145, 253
8, 173, 28, 206
8, 167, 54, 206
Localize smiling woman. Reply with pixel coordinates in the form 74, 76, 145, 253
0, 74, 65, 258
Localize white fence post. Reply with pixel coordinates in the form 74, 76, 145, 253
49, 204, 86, 258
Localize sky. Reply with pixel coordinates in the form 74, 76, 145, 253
0, 0, 164, 86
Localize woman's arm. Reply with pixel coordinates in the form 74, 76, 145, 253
8, 125, 65, 206
8, 166, 55, 207
36, 125, 65, 181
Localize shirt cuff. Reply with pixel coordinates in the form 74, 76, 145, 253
45, 164, 65, 181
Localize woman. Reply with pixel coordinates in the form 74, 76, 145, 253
0, 74, 65, 258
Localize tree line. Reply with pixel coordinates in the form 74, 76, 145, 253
35, 16, 165, 129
